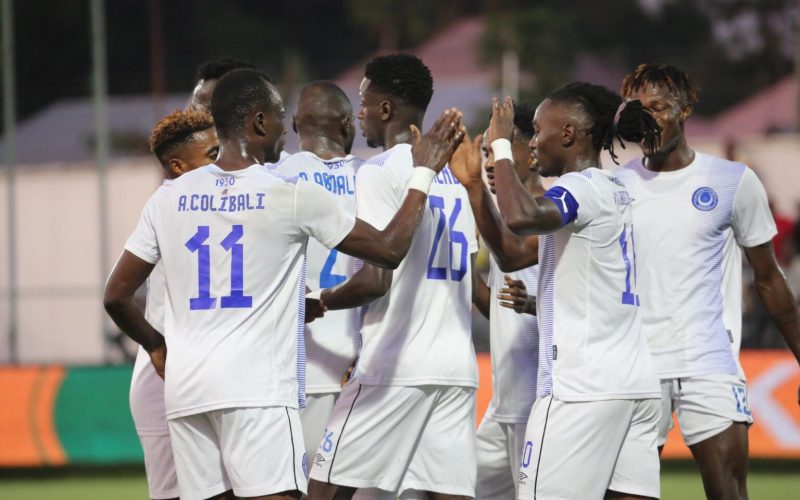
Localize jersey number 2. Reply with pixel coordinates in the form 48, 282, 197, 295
426, 195, 468, 282
185, 225, 253, 310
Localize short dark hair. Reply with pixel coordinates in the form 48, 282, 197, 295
364, 53, 433, 111
194, 58, 257, 83
149, 109, 214, 164
513, 102, 536, 140
620, 63, 700, 107
548, 81, 661, 163
210, 69, 278, 140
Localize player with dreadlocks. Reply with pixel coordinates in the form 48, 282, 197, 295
616, 63, 800, 500
129, 109, 219, 500
450, 82, 662, 499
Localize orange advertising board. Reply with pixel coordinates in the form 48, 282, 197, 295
475, 350, 800, 458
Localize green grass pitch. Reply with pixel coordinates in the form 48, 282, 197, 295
0, 469, 798, 499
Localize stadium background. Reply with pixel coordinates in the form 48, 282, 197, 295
0, 0, 798, 498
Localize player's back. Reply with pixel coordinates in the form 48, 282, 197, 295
538, 168, 659, 401
268, 151, 363, 391
127, 164, 331, 419
353, 144, 479, 388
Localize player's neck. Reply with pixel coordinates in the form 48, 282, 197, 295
215, 141, 264, 171
563, 150, 601, 175
300, 136, 346, 160
644, 136, 694, 172
383, 125, 413, 151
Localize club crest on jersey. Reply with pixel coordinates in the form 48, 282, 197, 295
692, 187, 718, 211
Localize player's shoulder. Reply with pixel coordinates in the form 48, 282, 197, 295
695, 151, 747, 177
363, 143, 412, 169
613, 158, 643, 179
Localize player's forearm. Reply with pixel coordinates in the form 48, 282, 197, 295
472, 266, 491, 319
755, 273, 800, 364
320, 265, 391, 310
338, 190, 428, 269
465, 181, 538, 272
103, 297, 165, 352
493, 160, 549, 234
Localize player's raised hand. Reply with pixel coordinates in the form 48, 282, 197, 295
486, 96, 515, 145
149, 344, 167, 380
410, 107, 465, 174
498, 275, 536, 315
449, 130, 483, 188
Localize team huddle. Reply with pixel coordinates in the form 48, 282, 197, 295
104, 55, 800, 500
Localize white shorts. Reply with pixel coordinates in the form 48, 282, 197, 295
309, 382, 476, 497
138, 434, 180, 499
168, 407, 307, 500
658, 373, 754, 447
475, 415, 527, 500
300, 392, 338, 467
518, 396, 660, 500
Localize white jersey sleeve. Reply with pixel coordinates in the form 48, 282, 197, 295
125, 189, 164, 264
354, 163, 401, 230
549, 171, 603, 230
731, 167, 777, 248
293, 181, 355, 249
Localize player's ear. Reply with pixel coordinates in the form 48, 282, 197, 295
168, 158, 186, 178
379, 100, 392, 122
562, 122, 577, 147
292, 115, 298, 134
254, 111, 267, 136
679, 104, 693, 123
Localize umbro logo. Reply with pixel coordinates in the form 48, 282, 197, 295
314, 453, 326, 464
519, 471, 528, 485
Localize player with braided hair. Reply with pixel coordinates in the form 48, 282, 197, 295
616, 63, 799, 500
450, 83, 662, 499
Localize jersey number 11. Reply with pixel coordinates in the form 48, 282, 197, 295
185, 225, 253, 310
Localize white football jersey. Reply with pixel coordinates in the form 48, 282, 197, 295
268, 152, 363, 393
536, 168, 660, 401
616, 153, 776, 379
486, 255, 539, 423
129, 261, 168, 435
124, 164, 355, 419
352, 144, 479, 387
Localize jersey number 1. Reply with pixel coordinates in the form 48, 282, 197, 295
619, 223, 639, 306
185, 225, 253, 310
426, 195, 468, 282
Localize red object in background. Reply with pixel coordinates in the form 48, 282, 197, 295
772, 210, 794, 265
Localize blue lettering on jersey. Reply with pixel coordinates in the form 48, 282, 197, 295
692, 187, 718, 211
177, 193, 266, 212
433, 167, 461, 185
306, 171, 355, 195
